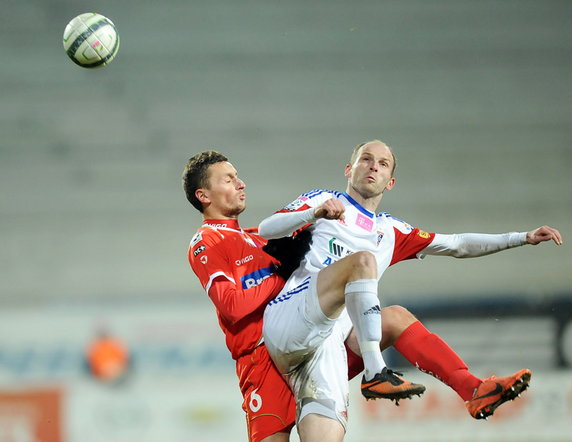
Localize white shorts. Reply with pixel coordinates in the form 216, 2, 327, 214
263, 272, 353, 428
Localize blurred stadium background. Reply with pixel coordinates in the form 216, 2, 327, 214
1, 0, 571, 440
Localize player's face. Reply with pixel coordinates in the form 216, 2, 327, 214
344, 141, 395, 200
199, 162, 246, 218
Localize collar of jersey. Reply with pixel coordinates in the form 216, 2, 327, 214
203, 219, 241, 231
341, 192, 375, 218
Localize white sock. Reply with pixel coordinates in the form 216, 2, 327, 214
345, 279, 385, 381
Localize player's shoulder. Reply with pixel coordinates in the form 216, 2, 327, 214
295, 189, 343, 204
190, 226, 225, 247
376, 211, 415, 233
281, 189, 341, 211
300, 189, 343, 199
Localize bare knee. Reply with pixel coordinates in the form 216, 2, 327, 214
348, 251, 377, 280
380, 305, 417, 349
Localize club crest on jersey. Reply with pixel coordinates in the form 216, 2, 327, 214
417, 229, 430, 239
283, 196, 308, 211
193, 245, 206, 256
376, 230, 384, 246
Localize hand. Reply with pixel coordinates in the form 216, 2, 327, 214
314, 198, 345, 220
526, 225, 563, 246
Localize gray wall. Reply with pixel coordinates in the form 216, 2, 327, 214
1, 0, 571, 305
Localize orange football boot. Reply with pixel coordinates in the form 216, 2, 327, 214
361, 367, 426, 405
466, 368, 532, 419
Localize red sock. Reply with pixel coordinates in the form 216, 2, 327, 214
394, 320, 482, 401
345, 342, 365, 380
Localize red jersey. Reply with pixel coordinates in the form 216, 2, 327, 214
188, 219, 285, 360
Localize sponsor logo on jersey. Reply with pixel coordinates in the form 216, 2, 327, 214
417, 229, 430, 239
190, 232, 202, 246
235, 255, 254, 266
204, 222, 229, 228
328, 237, 353, 258
241, 266, 273, 289
322, 257, 334, 266
283, 196, 308, 211
200, 255, 208, 264
356, 213, 374, 231
193, 245, 206, 256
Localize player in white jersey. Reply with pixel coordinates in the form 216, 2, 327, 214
259, 140, 562, 441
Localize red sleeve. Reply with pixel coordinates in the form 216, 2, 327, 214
188, 229, 285, 325
189, 229, 233, 289
207, 275, 284, 325
390, 227, 436, 266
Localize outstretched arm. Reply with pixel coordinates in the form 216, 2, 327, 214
259, 197, 345, 239
422, 225, 562, 258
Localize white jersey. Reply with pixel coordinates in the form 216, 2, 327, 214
271, 189, 435, 292
260, 188, 528, 425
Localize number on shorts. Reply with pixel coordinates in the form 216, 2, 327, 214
249, 389, 262, 412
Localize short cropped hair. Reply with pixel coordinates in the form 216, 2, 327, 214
182, 150, 228, 212
350, 140, 397, 176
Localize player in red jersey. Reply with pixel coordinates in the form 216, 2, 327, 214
183, 151, 418, 441
183, 151, 296, 442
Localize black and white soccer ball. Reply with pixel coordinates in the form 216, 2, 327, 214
63, 13, 120, 68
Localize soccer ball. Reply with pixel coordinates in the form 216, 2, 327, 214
63, 13, 120, 68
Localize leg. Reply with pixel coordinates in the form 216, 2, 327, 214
239, 346, 295, 442
297, 414, 344, 442
347, 305, 483, 399
345, 304, 416, 357
263, 275, 352, 435
289, 317, 352, 441
317, 252, 386, 381
261, 433, 291, 442
315, 251, 377, 318
377, 306, 532, 419
317, 253, 425, 402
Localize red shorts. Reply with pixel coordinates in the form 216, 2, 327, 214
236, 344, 296, 442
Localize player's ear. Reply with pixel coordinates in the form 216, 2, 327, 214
196, 188, 210, 204
344, 163, 352, 178
385, 177, 396, 191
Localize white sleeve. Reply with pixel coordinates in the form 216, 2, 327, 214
258, 209, 317, 239
421, 232, 528, 258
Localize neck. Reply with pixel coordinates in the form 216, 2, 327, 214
346, 186, 383, 212
202, 208, 239, 220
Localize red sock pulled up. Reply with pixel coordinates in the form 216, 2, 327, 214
394, 320, 482, 401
